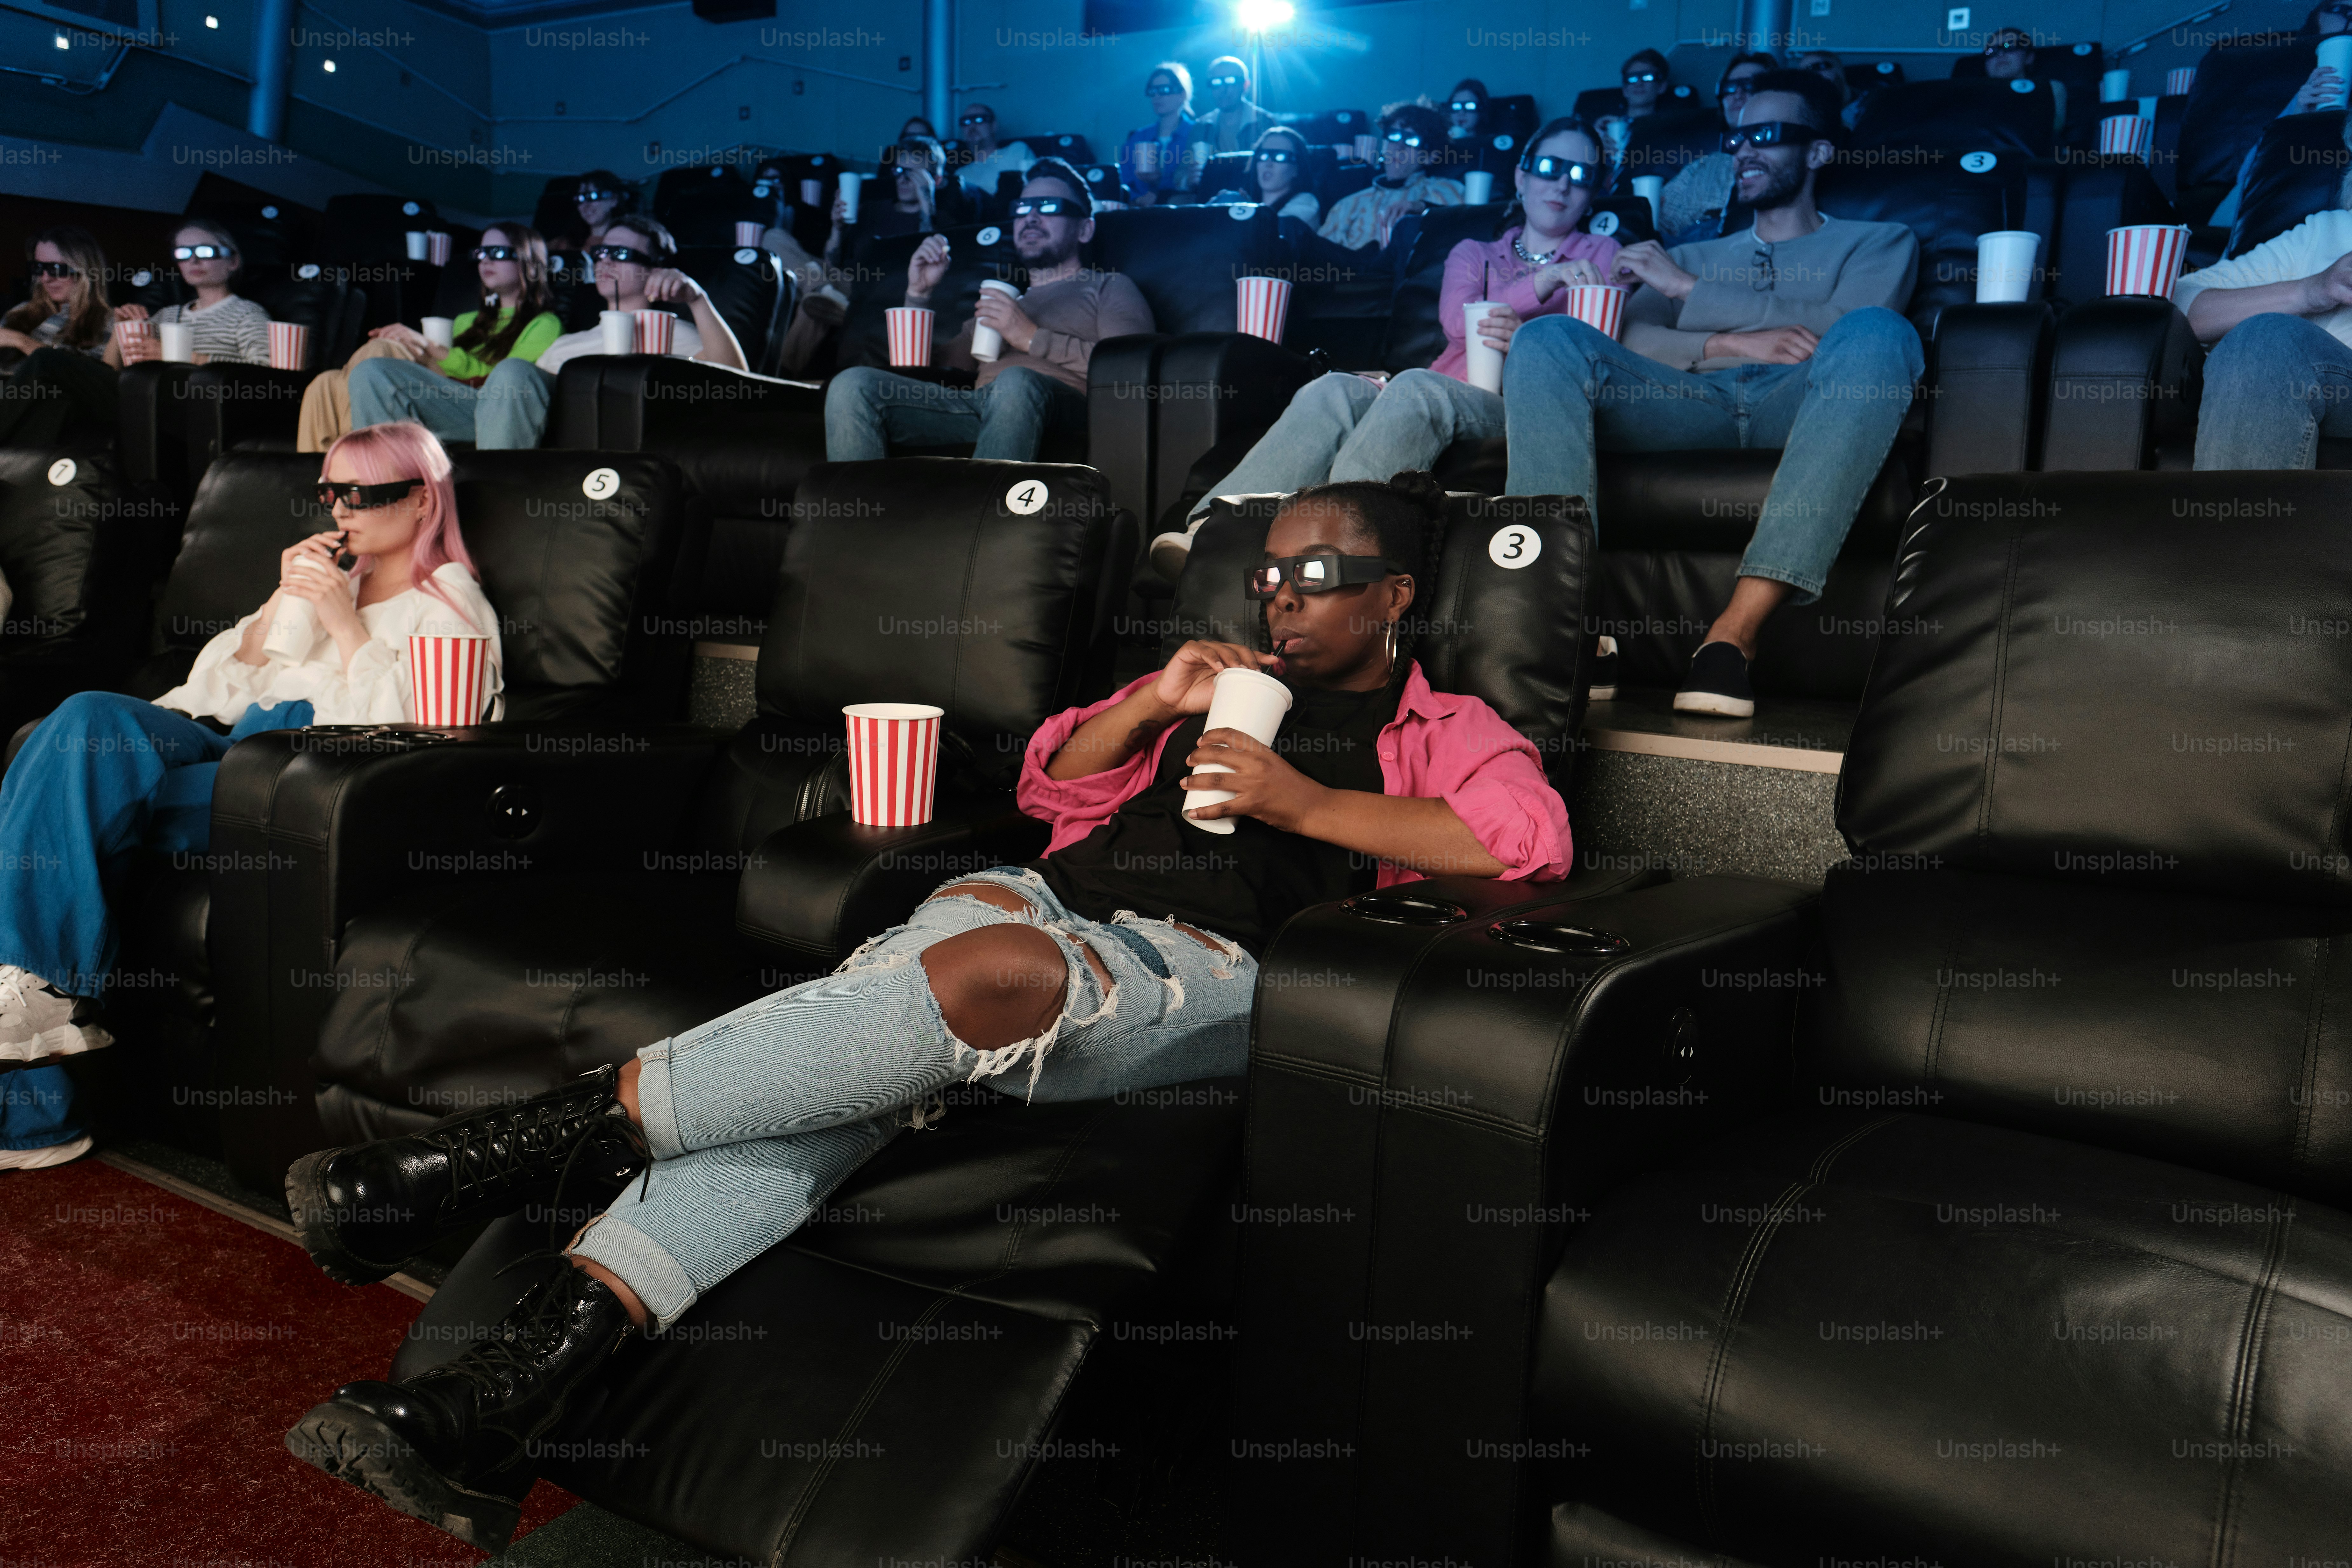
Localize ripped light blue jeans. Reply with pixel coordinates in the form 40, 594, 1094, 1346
566, 867, 1255, 1331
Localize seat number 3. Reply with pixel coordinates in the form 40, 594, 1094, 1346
1488, 524, 1541, 569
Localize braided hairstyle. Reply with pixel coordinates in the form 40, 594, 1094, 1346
1273, 470, 1452, 689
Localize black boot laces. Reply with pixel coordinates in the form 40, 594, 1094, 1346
422, 1072, 646, 1214
438, 1250, 631, 1409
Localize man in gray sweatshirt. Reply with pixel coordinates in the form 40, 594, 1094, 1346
1502, 69, 1921, 717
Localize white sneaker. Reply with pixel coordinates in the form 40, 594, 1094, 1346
0, 965, 109, 1066
0, 1133, 93, 1171
1150, 525, 1203, 583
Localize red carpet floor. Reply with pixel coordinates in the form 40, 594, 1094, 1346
0, 1157, 577, 1566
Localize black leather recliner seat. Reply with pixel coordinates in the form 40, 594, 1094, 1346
334, 481, 1619, 1565
56, 449, 694, 1160
1234, 468, 2352, 1565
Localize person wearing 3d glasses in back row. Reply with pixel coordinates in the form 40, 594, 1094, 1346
824, 159, 1153, 463
1504, 68, 1919, 719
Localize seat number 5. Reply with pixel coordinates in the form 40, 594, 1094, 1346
582, 467, 620, 500
1488, 524, 1541, 569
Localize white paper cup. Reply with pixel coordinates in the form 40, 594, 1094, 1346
1976, 230, 2041, 303
1183, 666, 1294, 834
2099, 115, 2155, 159
405, 230, 428, 261
158, 322, 195, 362
1236, 275, 1293, 343
844, 702, 943, 827
1462, 170, 1494, 204
599, 309, 633, 356
2322, 35, 2352, 109
801, 178, 824, 208
2100, 67, 2131, 101
426, 232, 453, 267
261, 594, 319, 663
1462, 301, 1506, 394
1631, 175, 1664, 225
2167, 67, 2196, 96
421, 315, 455, 351
408, 633, 490, 726
885, 306, 934, 366
112, 318, 153, 358
1564, 284, 1627, 339
735, 220, 764, 247
970, 279, 1018, 360
267, 320, 311, 371
2105, 224, 2191, 298
1133, 140, 1161, 175
633, 309, 676, 355
1354, 133, 1377, 162
839, 171, 863, 222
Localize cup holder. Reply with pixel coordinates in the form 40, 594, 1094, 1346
1343, 889, 1470, 925
1489, 919, 1632, 956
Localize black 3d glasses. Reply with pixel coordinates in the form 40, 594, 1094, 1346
470, 245, 518, 262
1448, 98, 1481, 113
1207, 74, 1243, 88
1010, 197, 1083, 217
1623, 71, 1660, 85
1384, 130, 1425, 147
316, 478, 422, 510
1522, 154, 1597, 185
577, 188, 619, 202
1244, 553, 1403, 599
587, 245, 659, 265
1721, 121, 1815, 153
30, 261, 78, 278
1255, 148, 1299, 163
173, 244, 231, 261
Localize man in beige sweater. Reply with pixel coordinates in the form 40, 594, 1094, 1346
824, 160, 1155, 462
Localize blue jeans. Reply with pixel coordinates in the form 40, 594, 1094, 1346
0, 691, 312, 1151
569, 867, 1255, 1331
347, 356, 555, 449
823, 365, 1086, 462
1187, 369, 1506, 521
1503, 307, 1924, 602
2192, 312, 2352, 469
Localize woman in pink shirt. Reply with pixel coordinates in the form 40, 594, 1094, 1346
1153, 117, 1622, 579
284, 475, 1567, 1552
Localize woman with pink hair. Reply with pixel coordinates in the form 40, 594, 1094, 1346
0, 421, 501, 1166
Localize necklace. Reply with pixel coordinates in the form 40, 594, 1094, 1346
1513, 233, 1565, 266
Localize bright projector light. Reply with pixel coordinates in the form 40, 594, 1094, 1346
1236, 0, 1295, 29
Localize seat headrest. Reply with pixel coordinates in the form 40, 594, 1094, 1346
1841, 472, 2352, 904
1805, 153, 2026, 327
2228, 111, 2347, 259
1851, 79, 2054, 159
163, 455, 338, 654
1171, 490, 1595, 787
758, 459, 1120, 780
445, 451, 687, 714
0, 449, 145, 648
2179, 37, 2316, 191
1089, 204, 1283, 334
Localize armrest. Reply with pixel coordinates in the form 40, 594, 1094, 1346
207, 720, 729, 1188
1232, 873, 1820, 1568
1087, 332, 1167, 529
733, 792, 1051, 965
1924, 301, 2053, 475
182, 365, 310, 472
2041, 295, 2202, 472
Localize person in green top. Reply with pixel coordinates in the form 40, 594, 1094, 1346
297, 221, 562, 451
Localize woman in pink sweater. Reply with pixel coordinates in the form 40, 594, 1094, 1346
1153, 116, 1621, 578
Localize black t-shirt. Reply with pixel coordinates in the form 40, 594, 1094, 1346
1034, 682, 1399, 954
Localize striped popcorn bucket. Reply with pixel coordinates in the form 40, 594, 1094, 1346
2105, 224, 2191, 298
735, 220, 764, 247
267, 320, 310, 371
885, 306, 934, 367
425, 231, 453, 267
112, 318, 152, 358
407, 634, 490, 727
633, 309, 676, 355
2098, 115, 2155, 159
2167, 67, 2196, 96
1564, 284, 1628, 340
1236, 275, 1293, 343
844, 703, 943, 827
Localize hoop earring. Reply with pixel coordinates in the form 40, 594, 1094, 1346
1385, 619, 1400, 671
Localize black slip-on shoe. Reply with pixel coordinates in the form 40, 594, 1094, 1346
1671, 640, 1755, 718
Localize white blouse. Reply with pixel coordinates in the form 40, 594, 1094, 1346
158, 562, 505, 727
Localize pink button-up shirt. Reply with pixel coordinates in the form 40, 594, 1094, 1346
1017, 663, 1571, 888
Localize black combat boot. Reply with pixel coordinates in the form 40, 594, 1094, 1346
286, 1064, 647, 1285
285, 1257, 635, 1551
